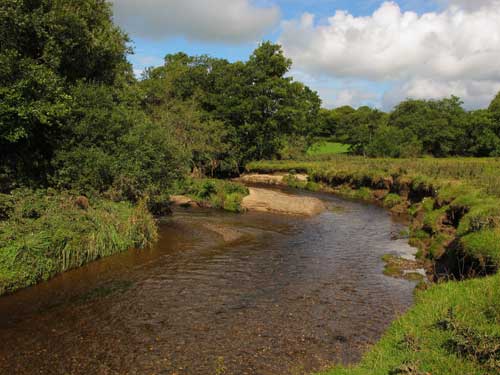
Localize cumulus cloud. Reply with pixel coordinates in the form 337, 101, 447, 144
333, 88, 380, 108
383, 79, 500, 109
443, 0, 499, 11
111, 0, 280, 43
280, 1, 500, 109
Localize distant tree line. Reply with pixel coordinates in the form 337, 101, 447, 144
1, 0, 500, 203
318, 94, 500, 158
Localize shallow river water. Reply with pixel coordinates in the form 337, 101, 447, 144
0, 189, 417, 375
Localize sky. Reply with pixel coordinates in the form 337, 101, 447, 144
111, 0, 500, 110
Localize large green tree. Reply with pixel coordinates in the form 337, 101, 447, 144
0, 0, 131, 188
142, 42, 321, 173
388, 96, 466, 157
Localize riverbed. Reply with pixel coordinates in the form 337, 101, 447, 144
0, 189, 417, 375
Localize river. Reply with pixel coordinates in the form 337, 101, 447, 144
0, 189, 417, 375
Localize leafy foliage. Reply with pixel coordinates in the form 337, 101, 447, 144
141, 42, 321, 173
172, 178, 249, 212
0, 0, 132, 187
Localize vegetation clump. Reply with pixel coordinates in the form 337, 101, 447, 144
172, 179, 249, 213
0, 190, 157, 296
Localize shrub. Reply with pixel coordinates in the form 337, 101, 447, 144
174, 178, 249, 212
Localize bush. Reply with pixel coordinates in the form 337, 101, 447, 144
174, 178, 249, 212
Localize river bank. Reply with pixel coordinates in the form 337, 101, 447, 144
246, 158, 500, 375
0, 190, 157, 296
0, 188, 417, 374
0, 178, 328, 297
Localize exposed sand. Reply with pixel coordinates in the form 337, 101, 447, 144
242, 187, 325, 216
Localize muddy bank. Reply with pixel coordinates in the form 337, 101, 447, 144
242, 187, 326, 216
170, 195, 201, 208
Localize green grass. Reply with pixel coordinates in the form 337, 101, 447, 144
247, 156, 500, 197
307, 142, 351, 156
172, 178, 249, 212
246, 156, 500, 374
0, 189, 157, 296
384, 193, 403, 208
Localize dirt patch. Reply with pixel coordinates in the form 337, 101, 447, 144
242, 187, 326, 216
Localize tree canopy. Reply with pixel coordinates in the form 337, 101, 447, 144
2, 0, 500, 198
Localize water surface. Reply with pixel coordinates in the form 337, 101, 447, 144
0, 190, 416, 375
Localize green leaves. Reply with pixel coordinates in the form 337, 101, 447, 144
141, 42, 321, 171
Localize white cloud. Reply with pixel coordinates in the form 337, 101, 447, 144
111, 0, 280, 43
280, 1, 500, 109
383, 79, 500, 109
443, 0, 498, 11
333, 88, 380, 108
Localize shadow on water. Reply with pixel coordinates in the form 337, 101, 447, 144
0, 190, 417, 375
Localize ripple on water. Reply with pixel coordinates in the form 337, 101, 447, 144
0, 191, 417, 375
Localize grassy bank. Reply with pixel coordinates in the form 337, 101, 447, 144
248, 157, 500, 197
247, 157, 500, 375
172, 178, 249, 212
0, 190, 157, 296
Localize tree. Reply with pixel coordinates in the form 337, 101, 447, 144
388, 96, 466, 157
366, 126, 422, 158
488, 91, 500, 120
0, 0, 132, 187
336, 106, 387, 155
51, 82, 188, 199
462, 110, 500, 157
142, 42, 321, 172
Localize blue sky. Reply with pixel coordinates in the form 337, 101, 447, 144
112, 0, 500, 110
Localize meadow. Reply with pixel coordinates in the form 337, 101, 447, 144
307, 142, 351, 156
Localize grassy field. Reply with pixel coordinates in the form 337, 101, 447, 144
0, 190, 157, 296
307, 142, 351, 156
248, 157, 500, 197
247, 157, 500, 375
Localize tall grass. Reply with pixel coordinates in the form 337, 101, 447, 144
0, 190, 157, 296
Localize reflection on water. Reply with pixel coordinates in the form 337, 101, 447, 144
0, 190, 416, 375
